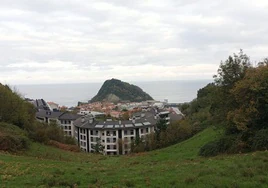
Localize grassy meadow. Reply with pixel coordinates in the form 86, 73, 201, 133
0, 127, 268, 187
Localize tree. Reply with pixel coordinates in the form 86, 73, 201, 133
210, 50, 252, 126
228, 64, 268, 131
121, 111, 130, 120
92, 137, 104, 153
213, 49, 251, 87
155, 119, 167, 142
0, 84, 35, 129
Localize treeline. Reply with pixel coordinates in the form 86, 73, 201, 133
130, 120, 196, 153
0, 84, 76, 152
196, 50, 268, 156
131, 50, 268, 156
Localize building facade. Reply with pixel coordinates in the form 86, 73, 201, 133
73, 110, 170, 155
36, 111, 80, 137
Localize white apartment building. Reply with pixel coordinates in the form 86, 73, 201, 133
36, 110, 80, 137
74, 111, 160, 155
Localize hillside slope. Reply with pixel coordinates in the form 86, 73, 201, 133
91, 78, 153, 102
1, 127, 268, 187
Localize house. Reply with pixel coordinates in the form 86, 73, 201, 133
36, 110, 63, 124
58, 113, 81, 137
47, 102, 60, 111
35, 110, 80, 137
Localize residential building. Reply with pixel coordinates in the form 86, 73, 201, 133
74, 110, 167, 155
36, 110, 80, 137
58, 113, 81, 137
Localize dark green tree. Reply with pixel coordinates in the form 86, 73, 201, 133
93, 137, 104, 153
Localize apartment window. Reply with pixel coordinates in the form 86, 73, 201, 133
102, 132, 105, 136
130, 130, 134, 135
90, 130, 93, 135
69, 132, 72, 136
107, 145, 110, 149
113, 131, 116, 136
80, 135, 83, 139
102, 140, 105, 143
113, 138, 116, 143
69, 126, 71, 130
107, 138, 110, 143
90, 137, 93, 142
146, 128, 149, 133
124, 130, 127, 135
141, 129, 144, 134
106, 131, 110, 136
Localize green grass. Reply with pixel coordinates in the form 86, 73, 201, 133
1, 127, 268, 187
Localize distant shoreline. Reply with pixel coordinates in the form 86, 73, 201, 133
14, 80, 211, 107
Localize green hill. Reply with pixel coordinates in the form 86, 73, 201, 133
91, 78, 153, 103
1, 127, 267, 187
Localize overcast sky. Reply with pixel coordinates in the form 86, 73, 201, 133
0, 0, 268, 84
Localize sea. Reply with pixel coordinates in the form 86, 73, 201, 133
14, 80, 212, 107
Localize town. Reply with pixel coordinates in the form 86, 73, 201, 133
28, 98, 184, 155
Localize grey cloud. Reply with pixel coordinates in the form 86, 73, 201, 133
0, 0, 268, 83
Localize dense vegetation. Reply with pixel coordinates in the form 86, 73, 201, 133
130, 119, 198, 153
0, 84, 76, 152
91, 78, 153, 102
178, 50, 268, 156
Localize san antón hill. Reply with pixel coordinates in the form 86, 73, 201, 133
91, 78, 153, 103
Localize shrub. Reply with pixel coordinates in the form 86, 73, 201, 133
199, 135, 236, 157
252, 129, 268, 151
0, 122, 30, 152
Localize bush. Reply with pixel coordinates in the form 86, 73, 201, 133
29, 121, 77, 146
199, 135, 236, 157
0, 122, 30, 152
252, 129, 268, 151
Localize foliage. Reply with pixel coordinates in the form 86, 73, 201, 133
91, 78, 153, 102
131, 120, 195, 152
252, 129, 268, 151
92, 137, 105, 153
199, 135, 236, 157
121, 111, 130, 120
213, 49, 251, 87
28, 121, 76, 145
228, 65, 268, 131
197, 50, 268, 156
0, 122, 30, 152
0, 82, 77, 150
0, 84, 35, 129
